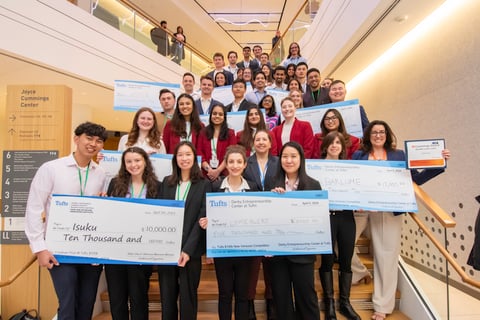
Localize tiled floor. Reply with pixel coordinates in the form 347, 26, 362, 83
405, 264, 480, 319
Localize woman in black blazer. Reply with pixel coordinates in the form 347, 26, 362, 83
269, 141, 321, 320
199, 145, 258, 320
157, 141, 211, 320
242, 129, 279, 319
105, 147, 162, 320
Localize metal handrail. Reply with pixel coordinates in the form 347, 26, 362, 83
410, 184, 480, 289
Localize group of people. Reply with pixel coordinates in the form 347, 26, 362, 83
25, 42, 451, 320
151, 20, 186, 65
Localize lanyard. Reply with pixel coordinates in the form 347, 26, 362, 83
130, 183, 145, 198
257, 161, 268, 190
311, 88, 320, 102
211, 138, 218, 158
77, 163, 90, 196
176, 181, 191, 201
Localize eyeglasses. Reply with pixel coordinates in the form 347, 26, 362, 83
370, 131, 386, 136
324, 116, 338, 122
263, 99, 273, 103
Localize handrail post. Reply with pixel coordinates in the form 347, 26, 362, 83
444, 228, 450, 320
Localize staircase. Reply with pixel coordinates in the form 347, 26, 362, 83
94, 236, 410, 319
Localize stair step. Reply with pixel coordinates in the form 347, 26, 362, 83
93, 309, 410, 320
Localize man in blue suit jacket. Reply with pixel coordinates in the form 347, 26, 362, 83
206, 52, 234, 86
195, 75, 222, 115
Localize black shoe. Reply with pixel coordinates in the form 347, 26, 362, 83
248, 299, 257, 320
338, 272, 361, 320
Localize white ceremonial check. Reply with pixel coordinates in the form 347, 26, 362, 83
294, 99, 363, 137
206, 191, 332, 258
306, 160, 417, 212
46, 195, 185, 265
114, 80, 181, 112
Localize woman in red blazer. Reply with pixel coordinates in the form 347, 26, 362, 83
312, 108, 360, 159
197, 104, 236, 181
271, 97, 315, 158
163, 93, 204, 154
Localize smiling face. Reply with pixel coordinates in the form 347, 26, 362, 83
228, 52, 237, 65
213, 56, 224, 69
281, 99, 296, 120
74, 133, 104, 160
329, 82, 346, 102
247, 108, 261, 126
254, 73, 266, 90
226, 152, 247, 177
136, 110, 155, 131
288, 79, 300, 91
261, 96, 273, 111
307, 71, 321, 90
281, 146, 301, 176
201, 78, 214, 95
323, 111, 339, 132
232, 82, 246, 98
289, 90, 302, 108
253, 131, 271, 154
210, 105, 225, 126
295, 65, 307, 79
370, 124, 387, 149
182, 75, 195, 93
326, 136, 343, 160
215, 73, 226, 87
124, 151, 146, 178
243, 68, 252, 82
177, 96, 194, 118
176, 144, 195, 171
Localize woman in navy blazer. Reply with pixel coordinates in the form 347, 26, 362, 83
243, 129, 280, 319
271, 97, 315, 158
351, 120, 450, 320
157, 141, 211, 320
269, 141, 321, 320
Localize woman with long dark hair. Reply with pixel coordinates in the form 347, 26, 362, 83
312, 108, 360, 159
105, 147, 162, 320
259, 95, 280, 130
157, 141, 211, 320
236, 105, 277, 156
197, 104, 236, 181
163, 93, 204, 154
269, 141, 321, 320
318, 132, 361, 320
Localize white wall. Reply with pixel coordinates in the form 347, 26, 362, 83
347, 0, 480, 294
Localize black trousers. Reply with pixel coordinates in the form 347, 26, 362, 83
214, 257, 252, 320
105, 264, 152, 320
320, 210, 356, 272
157, 258, 202, 320
49, 263, 102, 320
269, 257, 319, 320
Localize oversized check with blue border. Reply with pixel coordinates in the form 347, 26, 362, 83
206, 190, 332, 258
46, 195, 184, 265
306, 160, 417, 212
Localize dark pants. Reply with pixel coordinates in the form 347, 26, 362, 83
214, 257, 252, 320
105, 264, 152, 320
269, 257, 319, 320
157, 258, 202, 320
247, 257, 273, 300
49, 263, 102, 320
320, 211, 356, 272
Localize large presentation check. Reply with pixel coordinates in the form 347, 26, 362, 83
46, 195, 185, 264
306, 160, 417, 212
206, 191, 332, 258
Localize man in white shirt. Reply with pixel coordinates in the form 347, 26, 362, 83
268, 66, 288, 90
225, 51, 239, 80
194, 75, 221, 115
245, 71, 268, 105
182, 72, 200, 100
226, 78, 256, 112
25, 122, 108, 320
